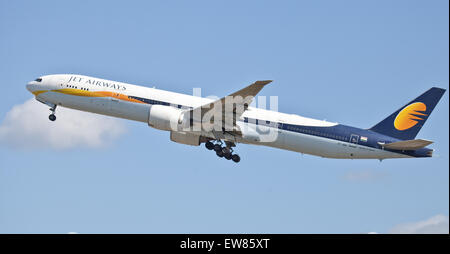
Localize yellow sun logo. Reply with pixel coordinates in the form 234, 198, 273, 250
394, 102, 427, 131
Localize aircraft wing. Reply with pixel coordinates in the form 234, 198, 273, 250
380, 139, 433, 150
186, 80, 272, 133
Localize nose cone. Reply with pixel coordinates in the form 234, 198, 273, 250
26, 81, 40, 95
26, 82, 33, 92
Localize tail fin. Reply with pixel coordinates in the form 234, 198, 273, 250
370, 87, 446, 140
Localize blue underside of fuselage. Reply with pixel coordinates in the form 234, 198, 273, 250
127, 95, 432, 158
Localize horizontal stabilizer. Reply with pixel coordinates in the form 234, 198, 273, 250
379, 139, 433, 150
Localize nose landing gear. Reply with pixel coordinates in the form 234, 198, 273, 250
204, 140, 241, 163
48, 104, 57, 122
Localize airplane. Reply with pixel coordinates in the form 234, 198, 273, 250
26, 74, 446, 163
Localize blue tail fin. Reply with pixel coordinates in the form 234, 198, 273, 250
370, 87, 446, 140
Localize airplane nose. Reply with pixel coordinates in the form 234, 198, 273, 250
26, 82, 33, 92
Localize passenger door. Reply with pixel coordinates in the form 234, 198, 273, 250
350, 134, 359, 144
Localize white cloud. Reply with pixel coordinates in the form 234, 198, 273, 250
0, 98, 126, 149
389, 214, 449, 234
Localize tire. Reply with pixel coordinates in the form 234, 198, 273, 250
216, 150, 224, 157
222, 147, 230, 154
49, 114, 56, 121
231, 154, 240, 163
224, 152, 232, 160
205, 141, 214, 150
213, 144, 222, 152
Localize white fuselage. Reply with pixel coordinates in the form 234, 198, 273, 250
26, 74, 411, 159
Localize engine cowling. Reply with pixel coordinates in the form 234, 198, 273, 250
240, 125, 261, 142
148, 105, 184, 131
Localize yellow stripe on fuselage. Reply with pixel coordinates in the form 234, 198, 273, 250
32, 88, 145, 104
32, 90, 49, 96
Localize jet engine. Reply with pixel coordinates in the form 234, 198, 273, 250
148, 105, 186, 131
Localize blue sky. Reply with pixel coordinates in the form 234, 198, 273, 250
0, 0, 448, 233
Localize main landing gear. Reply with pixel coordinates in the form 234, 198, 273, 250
48, 104, 57, 121
205, 140, 241, 163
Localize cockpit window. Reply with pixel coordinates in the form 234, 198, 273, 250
35, 78, 42, 82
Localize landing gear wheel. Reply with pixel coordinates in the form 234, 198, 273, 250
49, 114, 56, 121
216, 150, 224, 157
222, 147, 231, 154
231, 154, 240, 163
205, 141, 214, 150
224, 152, 232, 160
213, 144, 222, 152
